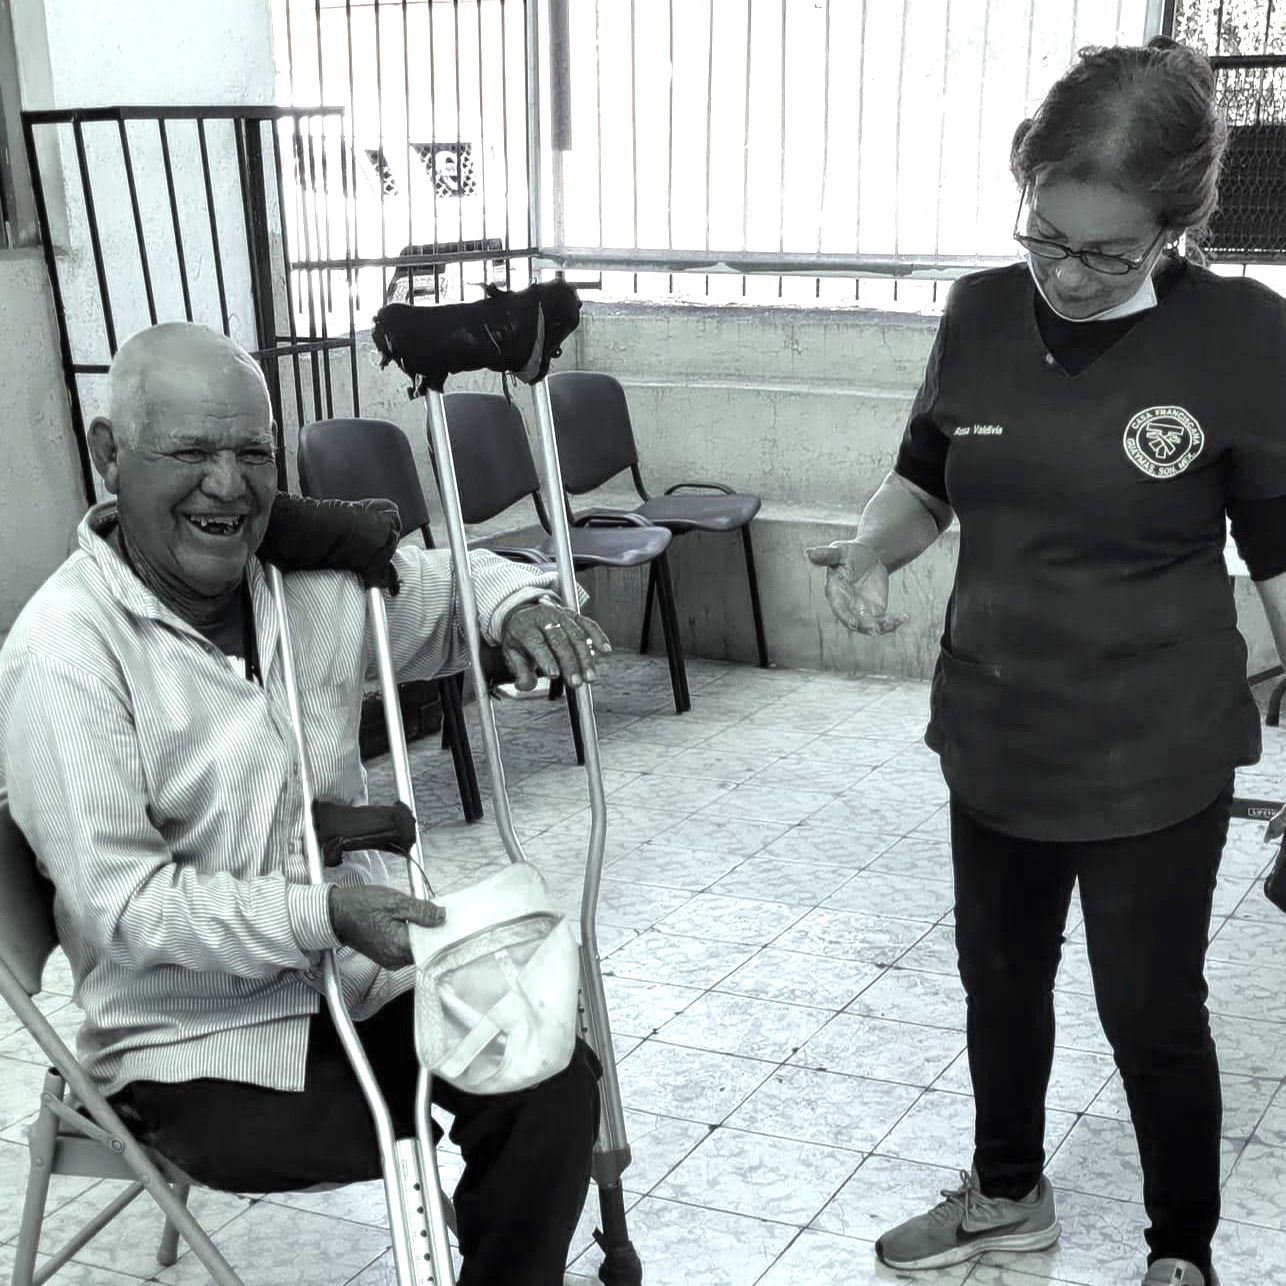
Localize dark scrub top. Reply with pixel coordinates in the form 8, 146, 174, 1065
894, 259, 1286, 842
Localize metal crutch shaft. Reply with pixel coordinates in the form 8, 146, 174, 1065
527, 378, 641, 1285
368, 586, 458, 1284
269, 565, 441, 1286
422, 390, 530, 865
527, 378, 631, 1166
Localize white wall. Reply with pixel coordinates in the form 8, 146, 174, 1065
0, 0, 278, 635
0, 250, 86, 629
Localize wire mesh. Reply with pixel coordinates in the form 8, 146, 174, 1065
1207, 61, 1286, 259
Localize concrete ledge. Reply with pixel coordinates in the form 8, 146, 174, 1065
476, 493, 1276, 684
474, 493, 956, 680
577, 300, 940, 390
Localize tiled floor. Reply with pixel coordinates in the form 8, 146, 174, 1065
3, 653, 1286, 1284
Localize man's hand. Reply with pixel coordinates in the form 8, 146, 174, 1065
261, 494, 402, 593
499, 599, 612, 691
328, 884, 444, 970
805, 540, 907, 636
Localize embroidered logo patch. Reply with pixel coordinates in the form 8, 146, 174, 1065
1122, 406, 1204, 479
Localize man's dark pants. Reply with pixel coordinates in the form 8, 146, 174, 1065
952, 780, 1231, 1277
111, 992, 601, 1286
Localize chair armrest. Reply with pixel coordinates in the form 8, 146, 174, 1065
572, 509, 654, 529
663, 481, 736, 495
491, 546, 553, 565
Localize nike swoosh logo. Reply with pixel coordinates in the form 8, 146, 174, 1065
956, 1216, 1029, 1244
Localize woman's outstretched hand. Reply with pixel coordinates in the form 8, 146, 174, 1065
806, 540, 907, 636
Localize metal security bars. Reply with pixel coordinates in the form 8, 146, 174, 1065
273, 0, 536, 334
22, 106, 359, 507
532, 0, 1162, 310
265, 0, 1282, 314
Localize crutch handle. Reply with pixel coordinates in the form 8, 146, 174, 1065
312, 800, 417, 867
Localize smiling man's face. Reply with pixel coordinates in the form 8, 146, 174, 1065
91, 326, 278, 615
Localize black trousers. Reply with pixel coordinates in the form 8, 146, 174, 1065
953, 780, 1231, 1275
111, 992, 601, 1286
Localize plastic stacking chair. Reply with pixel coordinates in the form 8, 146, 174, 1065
442, 390, 691, 716
0, 797, 246, 1286
298, 417, 484, 824
547, 371, 770, 668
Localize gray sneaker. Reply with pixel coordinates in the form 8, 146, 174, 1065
875, 1168, 1061, 1270
1143, 1261, 1220, 1286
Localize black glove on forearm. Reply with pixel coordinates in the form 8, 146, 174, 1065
371, 280, 582, 396
260, 493, 402, 594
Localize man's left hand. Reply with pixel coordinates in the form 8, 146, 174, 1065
500, 599, 612, 691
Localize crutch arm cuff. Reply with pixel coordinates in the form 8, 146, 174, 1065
286, 882, 342, 954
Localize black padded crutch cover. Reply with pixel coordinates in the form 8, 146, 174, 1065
371, 281, 582, 396
261, 494, 403, 594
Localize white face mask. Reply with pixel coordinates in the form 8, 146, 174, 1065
1026, 253, 1160, 323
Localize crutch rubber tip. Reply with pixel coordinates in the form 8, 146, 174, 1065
592, 1232, 642, 1286
593, 1182, 643, 1286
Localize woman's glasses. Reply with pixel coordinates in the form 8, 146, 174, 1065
1013, 188, 1169, 277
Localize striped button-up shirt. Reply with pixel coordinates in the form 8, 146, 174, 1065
0, 502, 563, 1096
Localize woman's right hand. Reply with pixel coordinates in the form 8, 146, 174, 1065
805, 540, 907, 636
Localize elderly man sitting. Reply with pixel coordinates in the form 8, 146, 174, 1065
0, 323, 609, 1286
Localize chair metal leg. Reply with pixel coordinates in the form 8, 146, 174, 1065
652, 554, 691, 715
438, 676, 483, 823
1269, 676, 1286, 728
565, 681, 586, 766
637, 564, 657, 656
547, 677, 585, 763
11, 1071, 61, 1286
155, 1183, 190, 1268
739, 525, 770, 669
439, 673, 463, 748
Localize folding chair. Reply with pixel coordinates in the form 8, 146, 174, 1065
442, 389, 690, 717
298, 417, 484, 825
547, 370, 769, 668
0, 797, 245, 1286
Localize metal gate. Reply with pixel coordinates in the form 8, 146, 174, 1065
22, 105, 361, 506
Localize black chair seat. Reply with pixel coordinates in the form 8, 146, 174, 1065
443, 390, 691, 722
635, 492, 761, 533
536, 525, 672, 570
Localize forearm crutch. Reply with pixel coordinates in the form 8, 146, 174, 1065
373, 282, 643, 1286
269, 563, 456, 1286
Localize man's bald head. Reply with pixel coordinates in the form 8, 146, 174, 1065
108, 323, 271, 449
88, 323, 280, 623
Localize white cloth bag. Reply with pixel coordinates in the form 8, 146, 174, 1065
408, 861, 580, 1094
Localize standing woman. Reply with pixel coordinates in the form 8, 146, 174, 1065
808, 37, 1286, 1286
